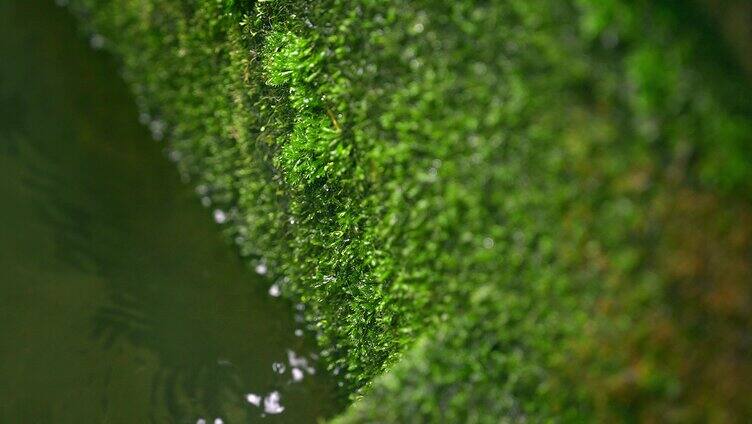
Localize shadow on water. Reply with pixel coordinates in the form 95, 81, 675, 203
0, 1, 342, 422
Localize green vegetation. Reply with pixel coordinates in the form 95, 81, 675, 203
68, 0, 752, 421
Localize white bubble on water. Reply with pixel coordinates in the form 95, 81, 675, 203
272, 362, 286, 374
288, 350, 316, 374
291, 367, 304, 382
214, 419, 224, 424
213, 209, 227, 224
287, 350, 306, 368
255, 262, 268, 275
246, 393, 262, 406
263, 391, 285, 415
268, 283, 281, 297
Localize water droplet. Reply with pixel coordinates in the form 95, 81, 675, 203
483, 237, 495, 249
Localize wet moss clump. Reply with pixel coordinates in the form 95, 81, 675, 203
68, 0, 752, 421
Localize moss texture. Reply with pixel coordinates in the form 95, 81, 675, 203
67, 0, 752, 421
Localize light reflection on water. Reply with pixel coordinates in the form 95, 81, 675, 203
0, 1, 341, 422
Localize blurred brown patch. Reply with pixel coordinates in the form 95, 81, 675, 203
699, 0, 752, 77
655, 187, 752, 421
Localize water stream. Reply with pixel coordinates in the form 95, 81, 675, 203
0, 1, 341, 422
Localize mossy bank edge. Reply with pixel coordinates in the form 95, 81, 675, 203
68, 0, 752, 421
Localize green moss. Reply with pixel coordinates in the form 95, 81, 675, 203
68, 0, 752, 421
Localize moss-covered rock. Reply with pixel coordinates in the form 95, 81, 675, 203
68, 0, 752, 421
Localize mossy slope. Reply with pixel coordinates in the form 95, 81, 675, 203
68, 0, 752, 421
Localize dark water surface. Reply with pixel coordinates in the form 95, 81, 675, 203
0, 1, 340, 422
